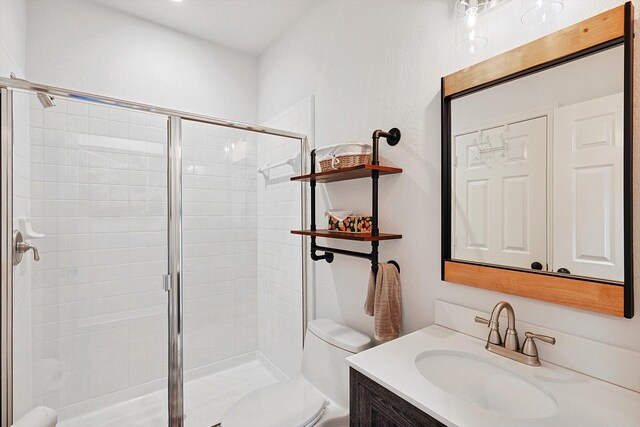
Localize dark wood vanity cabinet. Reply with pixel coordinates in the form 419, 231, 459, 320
350, 368, 446, 427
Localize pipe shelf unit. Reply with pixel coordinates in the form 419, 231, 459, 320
291, 128, 402, 274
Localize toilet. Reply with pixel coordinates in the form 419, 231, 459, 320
222, 319, 372, 427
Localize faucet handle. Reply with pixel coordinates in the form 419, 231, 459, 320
522, 332, 556, 358
525, 332, 556, 344
476, 316, 502, 346
475, 316, 490, 325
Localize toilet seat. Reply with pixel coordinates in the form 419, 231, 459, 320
222, 378, 328, 427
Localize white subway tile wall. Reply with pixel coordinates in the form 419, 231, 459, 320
28, 95, 170, 419
256, 98, 309, 378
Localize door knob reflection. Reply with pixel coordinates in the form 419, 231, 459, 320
531, 262, 543, 270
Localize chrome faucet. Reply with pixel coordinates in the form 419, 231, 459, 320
475, 301, 556, 367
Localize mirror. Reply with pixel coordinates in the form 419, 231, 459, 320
451, 45, 623, 282
441, 3, 634, 318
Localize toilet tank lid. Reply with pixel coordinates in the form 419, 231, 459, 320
308, 319, 372, 353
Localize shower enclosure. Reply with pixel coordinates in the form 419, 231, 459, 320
0, 78, 309, 427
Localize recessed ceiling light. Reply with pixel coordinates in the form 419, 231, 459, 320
172, 0, 183, 3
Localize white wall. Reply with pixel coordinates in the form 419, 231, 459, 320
25, 0, 258, 123
258, 0, 640, 385
0, 0, 27, 77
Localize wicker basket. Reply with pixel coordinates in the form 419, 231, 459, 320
316, 143, 372, 172
319, 154, 370, 172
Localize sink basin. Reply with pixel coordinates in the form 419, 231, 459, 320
415, 350, 558, 420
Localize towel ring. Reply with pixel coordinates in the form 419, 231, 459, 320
387, 260, 400, 273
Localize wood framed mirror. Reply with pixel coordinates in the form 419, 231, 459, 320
441, 2, 634, 318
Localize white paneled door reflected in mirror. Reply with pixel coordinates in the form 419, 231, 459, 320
450, 45, 624, 283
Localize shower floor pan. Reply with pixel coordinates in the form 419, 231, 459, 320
57, 357, 282, 427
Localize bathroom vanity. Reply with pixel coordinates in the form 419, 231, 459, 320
350, 368, 444, 427
347, 303, 640, 427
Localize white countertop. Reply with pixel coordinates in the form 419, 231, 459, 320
347, 325, 640, 427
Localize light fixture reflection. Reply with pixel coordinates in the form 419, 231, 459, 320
521, 0, 564, 25
466, 9, 477, 27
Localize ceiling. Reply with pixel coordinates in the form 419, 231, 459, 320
91, 0, 315, 55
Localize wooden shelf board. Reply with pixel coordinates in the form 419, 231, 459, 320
291, 164, 402, 183
291, 229, 402, 241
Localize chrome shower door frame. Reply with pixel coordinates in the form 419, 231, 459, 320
167, 116, 184, 426
0, 88, 14, 427
0, 78, 309, 427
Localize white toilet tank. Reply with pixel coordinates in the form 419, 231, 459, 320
302, 319, 372, 408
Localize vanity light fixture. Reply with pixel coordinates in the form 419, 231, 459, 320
455, 0, 497, 55
521, 0, 564, 25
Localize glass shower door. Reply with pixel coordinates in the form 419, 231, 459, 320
180, 120, 265, 426
180, 118, 305, 427
10, 90, 170, 427
1, 85, 307, 427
